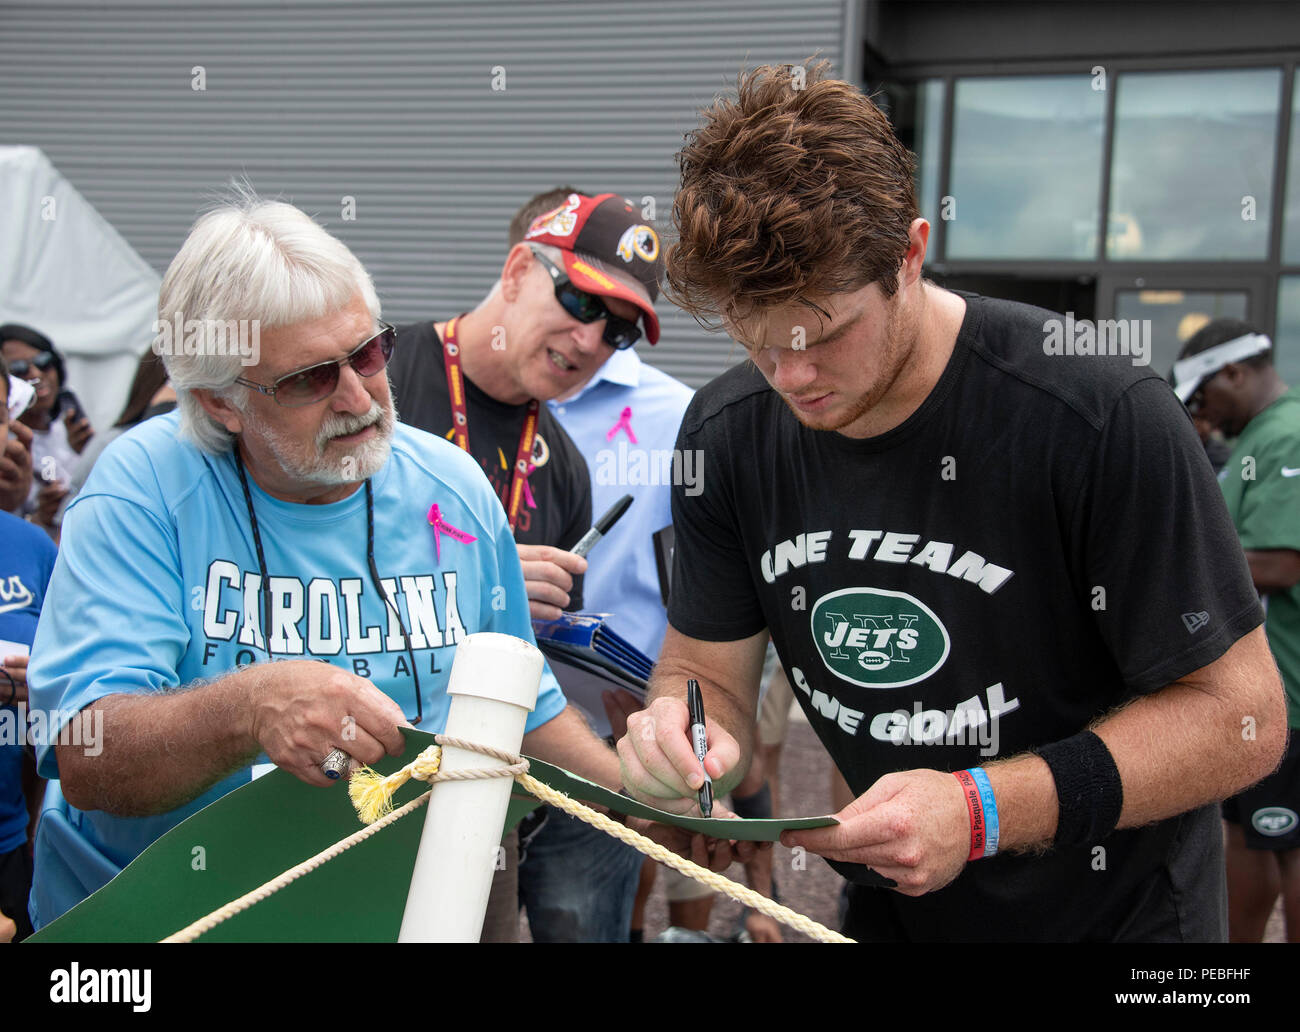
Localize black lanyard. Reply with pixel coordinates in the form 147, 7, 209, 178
232, 449, 423, 724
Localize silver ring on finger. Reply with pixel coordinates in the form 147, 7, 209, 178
320, 748, 352, 780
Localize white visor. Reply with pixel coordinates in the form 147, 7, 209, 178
1171, 333, 1271, 402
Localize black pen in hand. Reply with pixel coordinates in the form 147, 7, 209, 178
570, 494, 633, 559
686, 678, 713, 817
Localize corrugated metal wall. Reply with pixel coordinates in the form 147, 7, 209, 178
0, 0, 853, 388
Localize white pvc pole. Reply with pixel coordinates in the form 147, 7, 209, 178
398, 632, 542, 943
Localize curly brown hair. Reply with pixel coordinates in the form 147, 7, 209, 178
667, 61, 918, 333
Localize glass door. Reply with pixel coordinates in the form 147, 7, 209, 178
1097, 273, 1268, 381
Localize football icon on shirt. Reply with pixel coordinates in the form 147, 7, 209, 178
811, 587, 950, 689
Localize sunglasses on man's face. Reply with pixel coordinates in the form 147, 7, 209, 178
7, 351, 57, 381
528, 246, 642, 350
235, 323, 396, 408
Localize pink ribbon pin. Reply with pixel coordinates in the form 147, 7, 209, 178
521, 463, 538, 510
607, 406, 637, 444
427, 504, 477, 563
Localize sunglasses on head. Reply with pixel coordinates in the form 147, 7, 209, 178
7, 351, 57, 380
528, 246, 642, 350
235, 323, 396, 407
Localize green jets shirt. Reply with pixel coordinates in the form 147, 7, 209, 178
1220, 386, 1300, 727
669, 293, 1263, 942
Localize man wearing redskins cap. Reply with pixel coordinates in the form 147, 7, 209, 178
387, 192, 664, 942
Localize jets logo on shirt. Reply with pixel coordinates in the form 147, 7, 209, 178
810, 587, 950, 689
1252, 807, 1298, 837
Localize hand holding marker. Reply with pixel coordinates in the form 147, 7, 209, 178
687, 678, 713, 817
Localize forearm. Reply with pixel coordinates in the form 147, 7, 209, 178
987, 628, 1287, 853
523, 704, 622, 790
56, 667, 262, 817
1245, 549, 1300, 594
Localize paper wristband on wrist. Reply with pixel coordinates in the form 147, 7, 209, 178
953, 769, 985, 862
1032, 730, 1124, 848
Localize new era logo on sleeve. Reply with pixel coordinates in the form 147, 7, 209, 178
1182, 611, 1210, 633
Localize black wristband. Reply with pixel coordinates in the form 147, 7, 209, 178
1033, 730, 1124, 848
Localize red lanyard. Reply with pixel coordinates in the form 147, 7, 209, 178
441, 316, 539, 534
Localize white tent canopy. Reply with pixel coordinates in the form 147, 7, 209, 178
0, 145, 160, 433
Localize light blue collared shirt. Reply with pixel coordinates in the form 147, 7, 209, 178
548, 348, 694, 662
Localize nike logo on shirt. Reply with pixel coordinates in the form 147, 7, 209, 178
1282, 467, 1300, 477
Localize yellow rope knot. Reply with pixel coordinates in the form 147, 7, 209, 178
349, 745, 443, 824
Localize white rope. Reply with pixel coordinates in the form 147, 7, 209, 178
161, 735, 853, 943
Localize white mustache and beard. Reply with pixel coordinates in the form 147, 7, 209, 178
238, 391, 396, 487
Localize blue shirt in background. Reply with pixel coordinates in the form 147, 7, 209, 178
27, 410, 565, 926
548, 348, 693, 663
0, 511, 57, 855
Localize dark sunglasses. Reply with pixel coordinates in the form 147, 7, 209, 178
528, 246, 642, 350
8, 352, 57, 380
235, 323, 396, 408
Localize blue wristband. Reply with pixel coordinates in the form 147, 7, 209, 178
968, 767, 999, 858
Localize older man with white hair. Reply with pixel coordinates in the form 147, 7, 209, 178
25, 193, 626, 930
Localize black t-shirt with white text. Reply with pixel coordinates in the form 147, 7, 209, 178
668, 293, 1263, 942
389, 320, 591, 609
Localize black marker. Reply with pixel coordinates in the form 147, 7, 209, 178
686, 678, 713, 817
570, 494, 633, 558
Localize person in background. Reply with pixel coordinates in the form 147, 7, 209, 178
0, 354, 58, 942
0, 324, 94, 540
61, 347, 176, 513
388, 190, 659, 942
508, 188, 781, 942
1168, 335, 1234, 475
0, 372, 34, 516
1173, 318, 1300, 942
